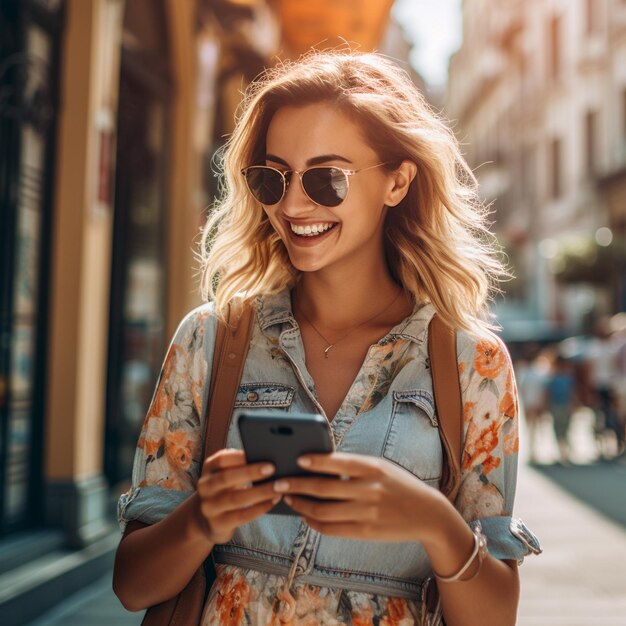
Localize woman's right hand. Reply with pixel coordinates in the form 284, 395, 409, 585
195, 448, 280, 544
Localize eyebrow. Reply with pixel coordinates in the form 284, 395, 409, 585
265, 153, 353, 167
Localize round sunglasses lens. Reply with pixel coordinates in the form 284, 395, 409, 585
244, 168, 284, 204
302, 167, 348, 207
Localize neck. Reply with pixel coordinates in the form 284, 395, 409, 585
293, 267, 408, 332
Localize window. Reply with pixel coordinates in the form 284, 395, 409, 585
550, 138, 562, 199
620, 88, 626, 166
585, 0, 601, 35
522, 145, 536, 205
548, 15, 561, 81
585, 110, 598, 176
623, 88, 626, 142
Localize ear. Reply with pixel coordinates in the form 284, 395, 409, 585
384, 160, 417, 207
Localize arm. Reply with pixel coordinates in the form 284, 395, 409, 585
113, 493, 213, 611
113, 452, 280, 611
420, 493, 519, 626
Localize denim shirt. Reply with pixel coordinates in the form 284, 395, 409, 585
118, 289, 541, 600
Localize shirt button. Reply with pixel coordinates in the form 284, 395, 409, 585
247, 391, 259, 402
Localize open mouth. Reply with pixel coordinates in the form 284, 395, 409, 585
289, 222, 338, 238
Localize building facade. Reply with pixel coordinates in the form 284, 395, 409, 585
446, 0, 626, 341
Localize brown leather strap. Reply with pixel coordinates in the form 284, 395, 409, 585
428, 314, 462, 503
204, 298, 255, 457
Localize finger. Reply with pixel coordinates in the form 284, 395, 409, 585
205, 482, 280, 516
273, 477, 379, 501
297, 452, 383, 478
199, 461, 276, 497
203, 449, 246, 474
285, 496, 377, 523
213, 495, 281, 531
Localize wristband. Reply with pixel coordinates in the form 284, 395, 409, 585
434, 523, 488, 583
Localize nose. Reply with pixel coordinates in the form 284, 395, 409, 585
280, 172, 316, 215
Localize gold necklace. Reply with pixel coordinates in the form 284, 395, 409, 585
295, 288, 404, 358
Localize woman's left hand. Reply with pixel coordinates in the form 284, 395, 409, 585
273, 452, 448, 544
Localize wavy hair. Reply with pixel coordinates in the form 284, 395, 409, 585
199, 50, 508, 336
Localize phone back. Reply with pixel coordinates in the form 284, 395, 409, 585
237, 411, 335, 515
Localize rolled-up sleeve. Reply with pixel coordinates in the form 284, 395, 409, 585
117, 305, 216, 532
455, 333, 542, 562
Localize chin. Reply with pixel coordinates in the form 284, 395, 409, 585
288, 256, 328, 273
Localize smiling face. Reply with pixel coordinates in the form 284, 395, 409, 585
261, 102, 396, 276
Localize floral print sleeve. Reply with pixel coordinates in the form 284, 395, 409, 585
117, 305, 214, 531
455, 332, 540, 561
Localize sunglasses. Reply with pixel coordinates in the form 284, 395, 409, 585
241, 163, 389, 208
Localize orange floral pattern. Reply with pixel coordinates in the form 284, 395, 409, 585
214, 570, 252, 625
202, 565, 420, 625
456, 331, 519, 522
463, 420, 501, 475
128, 308, 208, 494
473, 340, 507, 379
165, 429, 195, 470
463, 401, 476, 424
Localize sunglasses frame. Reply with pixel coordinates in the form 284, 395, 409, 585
240, 162, 390, 207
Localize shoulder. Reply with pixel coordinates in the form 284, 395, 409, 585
171, 301, 218, 343
456, 328, 512, 378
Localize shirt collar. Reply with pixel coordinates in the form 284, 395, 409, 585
256, 288, 437, 345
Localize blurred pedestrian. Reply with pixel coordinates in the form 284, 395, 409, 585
585, 317, 623, 458
610, 313, 626, 460
545, 353, 577, 465
516, 350, 548, 463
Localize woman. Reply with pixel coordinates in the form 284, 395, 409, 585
113, 51, 540, 625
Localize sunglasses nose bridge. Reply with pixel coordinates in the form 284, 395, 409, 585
281, 169, 317, 208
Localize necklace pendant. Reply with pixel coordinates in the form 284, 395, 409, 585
324, 345, 334, 358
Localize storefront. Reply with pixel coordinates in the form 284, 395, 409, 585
0, 0, 65, 536
105, 0, 171, 490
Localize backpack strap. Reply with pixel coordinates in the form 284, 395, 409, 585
427, 314, 463, 504
204, 298, 255, 457
424, 314, 463, 622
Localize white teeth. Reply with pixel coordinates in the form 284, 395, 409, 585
290, 222, 335, 237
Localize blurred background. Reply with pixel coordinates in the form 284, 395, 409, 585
0, 0, 625, 624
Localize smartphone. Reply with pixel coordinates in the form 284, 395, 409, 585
237, 411, 336, 515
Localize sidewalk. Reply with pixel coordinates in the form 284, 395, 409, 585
25, 573, 142, 626
516, 461, 626, 626
515, 406, 626, 626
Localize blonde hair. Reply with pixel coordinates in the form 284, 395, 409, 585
200, 50, 508, 336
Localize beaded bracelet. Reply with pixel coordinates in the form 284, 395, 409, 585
434, 524, 488, 583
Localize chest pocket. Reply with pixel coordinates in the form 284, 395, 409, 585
382, 390, 442, 484
234, 383, 295, 409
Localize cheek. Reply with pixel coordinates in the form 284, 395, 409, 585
262, 208, 288, 239
262, 206, 278, 226
349, 188, 389, 224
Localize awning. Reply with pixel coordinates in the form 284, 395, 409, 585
276, 0, 394, 55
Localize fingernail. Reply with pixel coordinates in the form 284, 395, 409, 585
260, 464, 275, 476
273, 480, 289, 492
297, 457, 311, 468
